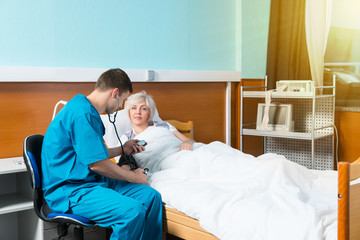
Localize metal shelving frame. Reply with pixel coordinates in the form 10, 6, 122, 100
240, 76, 336, 170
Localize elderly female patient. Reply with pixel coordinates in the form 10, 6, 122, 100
120, 91, 195, 152
119, 91, 204, 173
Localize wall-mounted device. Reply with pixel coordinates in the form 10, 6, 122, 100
147, 70, 155, 81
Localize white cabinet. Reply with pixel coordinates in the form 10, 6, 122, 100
240, 80, 335, 170
0, 157, 41, 240
0, 157, 106, 240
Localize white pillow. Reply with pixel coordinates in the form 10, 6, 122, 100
101, 108, 163, 148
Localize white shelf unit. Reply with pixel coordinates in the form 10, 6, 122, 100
240, 78, 336, 170
0, 157, 106, 240
0, 157, 41, 240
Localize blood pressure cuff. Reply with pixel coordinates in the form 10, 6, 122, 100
117, 154, 138, 171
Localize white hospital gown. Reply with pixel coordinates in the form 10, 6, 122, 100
120, 121, 177, 143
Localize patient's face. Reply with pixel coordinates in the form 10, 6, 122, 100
129, 101, 150, 127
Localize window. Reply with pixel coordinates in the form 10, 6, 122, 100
324, 0, 360, 110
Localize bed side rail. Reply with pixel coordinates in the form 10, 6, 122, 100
338, 158, 360, 240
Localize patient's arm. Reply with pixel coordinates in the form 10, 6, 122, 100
172, 130, 195, 151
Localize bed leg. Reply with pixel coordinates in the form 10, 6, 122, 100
162, 231, 167, 240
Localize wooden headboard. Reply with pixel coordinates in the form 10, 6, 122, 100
165, 120, 193, 139
0, 81, 239, 159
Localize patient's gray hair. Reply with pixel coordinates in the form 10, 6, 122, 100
124, 91, 156, 121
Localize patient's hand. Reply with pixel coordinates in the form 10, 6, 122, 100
180, 142, 193, 151
172, 130, 195, 151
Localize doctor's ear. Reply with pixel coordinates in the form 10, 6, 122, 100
111, 88, 119, 99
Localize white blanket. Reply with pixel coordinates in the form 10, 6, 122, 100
133, 127, 338, 240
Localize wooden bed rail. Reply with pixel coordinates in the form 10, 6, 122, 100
338, 162, 350, 240
163, 207, 218, 240
338, 159, 360, 240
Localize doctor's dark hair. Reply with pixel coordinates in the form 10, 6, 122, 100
95, 68, 133, 94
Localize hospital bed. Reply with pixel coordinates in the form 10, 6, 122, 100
51, 98, 360, 239
163, 120, 360, 240
51, 99, 360, 239
162, 120, 218, 239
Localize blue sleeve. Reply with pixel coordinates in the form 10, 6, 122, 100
72, 112, 109, 165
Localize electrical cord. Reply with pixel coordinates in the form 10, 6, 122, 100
332, 124, 339, 168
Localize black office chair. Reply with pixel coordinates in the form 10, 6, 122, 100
23, 134, 95, 240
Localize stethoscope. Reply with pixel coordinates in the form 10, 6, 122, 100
108, 95, 149, 176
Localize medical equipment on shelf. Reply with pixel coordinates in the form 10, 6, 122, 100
256, 103, 294, 131
257, 84, 288, 130
257, 81, 314, 131
276, 80, 313, 94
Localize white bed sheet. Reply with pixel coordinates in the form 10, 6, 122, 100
351, 177, 360, 185
130, 126, 338, 240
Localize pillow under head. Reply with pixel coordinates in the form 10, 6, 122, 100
101, 108, 163, 148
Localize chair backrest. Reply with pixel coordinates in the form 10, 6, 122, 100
23, 134, 44, 190
23, 134, 49, 221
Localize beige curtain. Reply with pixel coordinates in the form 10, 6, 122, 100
305, 0, 332, 87
266, 0, 312, 90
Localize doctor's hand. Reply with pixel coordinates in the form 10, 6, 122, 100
123, 139, 146, 155
129, 168, 147, 185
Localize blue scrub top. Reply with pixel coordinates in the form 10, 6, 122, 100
41, 94, 109, 213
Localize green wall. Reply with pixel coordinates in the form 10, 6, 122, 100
241, 0, 271, 78
0, 0, 238, 71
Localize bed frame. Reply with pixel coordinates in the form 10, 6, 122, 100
338, 158, 360, 240
164, 120, 360, 240
163, 120, 217, 239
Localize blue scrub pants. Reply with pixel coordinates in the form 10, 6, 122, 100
68, 179, 163, 240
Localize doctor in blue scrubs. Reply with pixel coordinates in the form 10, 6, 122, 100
41, 68, 162, 240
